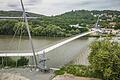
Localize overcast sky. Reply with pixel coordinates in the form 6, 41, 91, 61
0, 0, 120, 16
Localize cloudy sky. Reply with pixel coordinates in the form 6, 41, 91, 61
0, 0, 120, 16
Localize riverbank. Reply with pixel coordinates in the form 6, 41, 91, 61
86, 34, 116, 37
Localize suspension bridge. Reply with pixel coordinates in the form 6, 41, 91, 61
0, 0, 102, 69
0, 31, 95, 57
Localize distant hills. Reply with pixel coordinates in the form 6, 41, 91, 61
0, 11, 44, 17
0, 10, 120, 28
0, 10, 120, 17
34, 10, 120, 28
0, 10, 120, 36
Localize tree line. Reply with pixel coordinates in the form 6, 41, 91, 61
0, 19, 88, 37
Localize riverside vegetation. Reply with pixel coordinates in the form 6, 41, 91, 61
55, 39, 120, 80
0, 57, 29, 68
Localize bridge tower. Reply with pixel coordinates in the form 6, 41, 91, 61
95, 15, 100, 29
20, 0, 38, 69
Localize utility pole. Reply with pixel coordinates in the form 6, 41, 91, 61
20, 0, 38, 69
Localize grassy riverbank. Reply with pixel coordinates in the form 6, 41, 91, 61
54, 39, 120, 80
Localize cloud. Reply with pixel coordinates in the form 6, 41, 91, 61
92, 0, 120, 10
25, 0, 42, 5
0, 0, 120, 15
7, 4, 21, 10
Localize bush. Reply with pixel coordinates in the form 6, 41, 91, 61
0, 57, 16, 67
17, 57, 29, 67
55, 65, 97, 78
54, 70, 65, 75
89, 40, 120, 80
55, 66, 66, 75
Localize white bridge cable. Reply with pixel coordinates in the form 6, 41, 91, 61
17, 27, 23, 51
0, 31, 95, 57
15, 28, 24, 67
7, 26, 20, 50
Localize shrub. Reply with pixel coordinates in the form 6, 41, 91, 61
55, 65, 96, 78
89, 40, 120, 80
0, 57, 16, 67
17, 57, 29, 67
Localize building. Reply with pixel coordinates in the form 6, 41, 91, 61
109, 22, 117, 27
108, 15, 113, 18
69, 24, 85, 28
101, 28, 120, 34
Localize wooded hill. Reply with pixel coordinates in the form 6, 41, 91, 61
0, 10, 119, 36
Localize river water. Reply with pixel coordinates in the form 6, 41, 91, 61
0, 35, 96, 68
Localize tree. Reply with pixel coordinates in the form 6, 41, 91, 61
88, 39, 120, 80
45, 24, 64, 36
114, 24, 120, 30
0, 20, 17, 35
32, 25, 43, 36
14, 22, 33, 36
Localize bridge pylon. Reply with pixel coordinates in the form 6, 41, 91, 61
91, 15, 103, 33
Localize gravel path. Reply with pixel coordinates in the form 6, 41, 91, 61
0, 68, 54, 80
53, 74, 101, 80
0, 73, 30, 80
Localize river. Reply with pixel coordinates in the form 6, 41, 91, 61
0, 35, 96, 68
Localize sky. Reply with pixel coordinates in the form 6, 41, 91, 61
0, 0, 120, 16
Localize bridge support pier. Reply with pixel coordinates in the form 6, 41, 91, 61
38, 51, 49, 72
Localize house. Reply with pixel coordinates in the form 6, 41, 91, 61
108, 15, 113, 18
109, 22, 117, 27
69, 24, 85, 28
109, 22, 116, 25
101, 28, 120, 34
